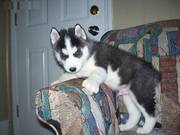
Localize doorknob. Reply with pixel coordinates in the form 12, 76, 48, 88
90, 5, 99, 15
88, 26, 99, 36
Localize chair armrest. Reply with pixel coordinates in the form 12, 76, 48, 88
35, 78, 119, 135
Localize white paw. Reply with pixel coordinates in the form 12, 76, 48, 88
136, 127, 151, 134
119, 124, 130, 131
82, 79, 100, 94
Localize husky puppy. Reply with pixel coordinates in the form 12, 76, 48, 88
50, 24, 160, 134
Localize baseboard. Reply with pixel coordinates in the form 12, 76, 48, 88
0, 120, 8, 135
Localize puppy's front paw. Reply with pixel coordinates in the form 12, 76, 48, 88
82, 79, 100, 94
119, 124, 129, 131
136, 127, 150, 134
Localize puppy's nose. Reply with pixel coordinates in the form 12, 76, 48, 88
69, 67, 76, 72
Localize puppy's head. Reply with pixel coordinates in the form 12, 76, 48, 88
50, 24, 89, 73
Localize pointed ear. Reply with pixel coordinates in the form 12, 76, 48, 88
75, 24, 87, 40
50, 28, 60, 45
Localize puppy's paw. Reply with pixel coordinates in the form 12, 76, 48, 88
119, 124, 129, 131
136, 127, 150, 134
82, 79, 100, 94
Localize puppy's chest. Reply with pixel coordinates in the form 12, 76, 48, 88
105, 66, 121, 90
78, 55, 121, 90
77, 55, 98, 76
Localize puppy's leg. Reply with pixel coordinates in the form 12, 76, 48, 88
136, 105, 156, 134
119, 93, 141, 131
82, 67, 107, 94
129, 91, 156, 134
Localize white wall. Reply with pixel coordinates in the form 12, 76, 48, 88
112, 0, 180, 29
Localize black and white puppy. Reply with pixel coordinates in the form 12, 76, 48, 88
50, 24, 160, 134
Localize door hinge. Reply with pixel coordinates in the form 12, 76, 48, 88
14, 13, 17, 26
16, 105, 19, 117
10, 1, 19, 26
8, 1, 15, 10
9, 1, 19, 10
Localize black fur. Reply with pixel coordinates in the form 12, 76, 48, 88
51, 28, 85, 69
52, 28, 85, 50
51, 27, 160, 116
92, 42, 160, 116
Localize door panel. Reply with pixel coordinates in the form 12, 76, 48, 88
26, 0, 48, 26
11, 0, 111, 134
59, 0, 108, 40
61, 0, 88, 21
25, 48, 48, 109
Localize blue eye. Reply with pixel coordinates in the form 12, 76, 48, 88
73, 49, 82, 57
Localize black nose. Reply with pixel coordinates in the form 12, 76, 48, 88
69, 67, 76, 72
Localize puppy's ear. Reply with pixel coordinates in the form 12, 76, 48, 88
50, 28, 60, 45
75, 24, 87, 40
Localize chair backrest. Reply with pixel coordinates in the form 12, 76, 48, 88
101, 19, 180, 60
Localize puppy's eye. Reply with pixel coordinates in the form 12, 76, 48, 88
73, 49, 82, 57
61, 53, 68, 60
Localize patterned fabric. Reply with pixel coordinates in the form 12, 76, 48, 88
101, 19, 180, 133
35, 19, 180, 135
35, 79, 119, 135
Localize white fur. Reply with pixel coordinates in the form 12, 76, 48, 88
82, 67, 107, 93
55, 48, 157, 133
50, 29, 60, 44
61, 37, 89, 73
79, 55, 97, 75
136, 103, 156, 134
55, 52, 61, 62
118, 86, 141, 131
105, 66, 121, 90
57, 53, 121, 94
62, 48, 68, 55
64, 37, 77, 55
52, 26, 157, 134
57, 55, 97, 83
129, 90, 157, 134
117, 86, 157, 134
75, 24, 87, 40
